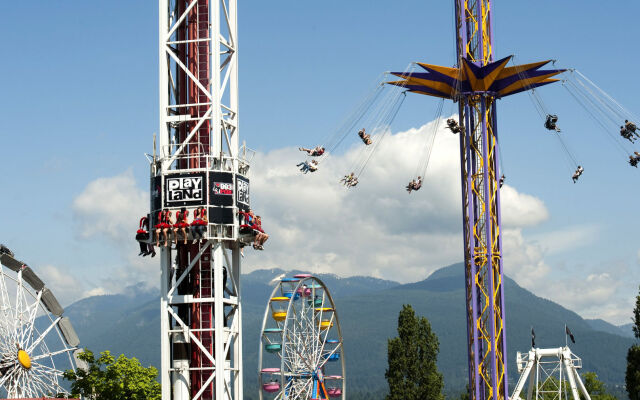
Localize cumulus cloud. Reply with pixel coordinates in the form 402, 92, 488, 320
37, 265, 107, 306
528, 224, 598, 256
500, 185, 549, 227
72, 170, 158, 293
73, 169, 148, 242
502, 228, 552, 288
243, 119, 549, 283
502, 226, 633, 324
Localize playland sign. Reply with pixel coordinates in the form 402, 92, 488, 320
164, 173, 206, 206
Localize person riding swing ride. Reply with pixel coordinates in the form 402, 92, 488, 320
358, 128, 372, 145
406, 176, 423, 193
298, 146, 325, 156
544, 114, 561, 132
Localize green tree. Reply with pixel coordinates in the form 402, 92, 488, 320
582, 372, 617, 400
385, 304, 444, 400
627, 285, 640, 400
63, 349, 161, 400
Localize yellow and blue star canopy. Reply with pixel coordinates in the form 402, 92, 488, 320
388, 56, 565, 99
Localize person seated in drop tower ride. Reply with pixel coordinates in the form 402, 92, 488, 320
252, 215, 269, 250
155, 209, 171, 247
190, 207, 208, 243
173, 208, 190, 245
136, 216, 156, 257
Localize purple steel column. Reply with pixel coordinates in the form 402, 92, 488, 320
456, 2, 482, 400
455, 2, 508, 400
465, 105, 482, 400
492, 103, 509, 399
480, 96, 499, 400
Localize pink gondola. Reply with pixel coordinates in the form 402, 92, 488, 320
263, 381, 281, 393
327, 387, 342, 398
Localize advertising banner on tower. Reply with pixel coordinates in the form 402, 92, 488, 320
236, 175, 250, 210
164, 173, 206, 207
209, 172, 234, 207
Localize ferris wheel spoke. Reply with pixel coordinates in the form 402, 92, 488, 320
317, 343, 342, 370
31, 363, 64, 392
30, 368, 62, 397
19, 290, 43, 347
16, 282, 30, 343
13, 271, 25, 338
290, 378, 312, 400
8, 370, 22, 397
0, 364, 20, 389
30, 347, 74, 363
284, 331, 313, 372
29, 338, 53, 368
316, 313, 334, 363
29, 378, 51, 398
26, 317, 61, 354
0, 334, 14, 356
0, 272, 16, 342
19, 371, 39, 398
32, 360, 63, 373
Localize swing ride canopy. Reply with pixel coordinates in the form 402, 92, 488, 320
388, 56, 565, 99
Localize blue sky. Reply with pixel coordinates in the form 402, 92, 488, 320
1, 1, 639, 325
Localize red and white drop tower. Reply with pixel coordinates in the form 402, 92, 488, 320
154, 0, 248, 399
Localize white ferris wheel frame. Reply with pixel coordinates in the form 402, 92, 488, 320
0, 252, 80, 399
258, 276, 346, 400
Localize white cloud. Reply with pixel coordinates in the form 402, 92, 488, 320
502, 227, 632, 324
528, 224, 598, 255
243, 120, 549, 283
72, 170, 158, 294
502, 228, 552, 288
500, 185, 549, 227
72, 169, 148, 242
83, 287, 108, 297
37, 265, 109, 307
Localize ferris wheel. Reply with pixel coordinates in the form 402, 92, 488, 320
0, 246, 81, 398
259, 274, 346, 400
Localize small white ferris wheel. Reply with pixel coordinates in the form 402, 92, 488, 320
0, 246, 81, 398
258, 274, 346, 400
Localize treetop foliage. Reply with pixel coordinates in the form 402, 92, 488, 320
385, 304, 444, 400
63, 349, 161, 400
626, 286, 640, 400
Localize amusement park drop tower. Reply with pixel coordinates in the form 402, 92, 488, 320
389, 2, 564, 400
154, 0, 247, 399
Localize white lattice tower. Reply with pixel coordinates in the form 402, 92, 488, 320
510, 347, 592, 400
156, 0, 248, 399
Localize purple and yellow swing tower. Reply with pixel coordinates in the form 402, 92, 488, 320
388, 2, 564, 400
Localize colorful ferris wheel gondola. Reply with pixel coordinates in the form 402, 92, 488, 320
258, 274, 345, 400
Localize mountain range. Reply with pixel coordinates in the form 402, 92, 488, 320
62, 263, 636, 399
